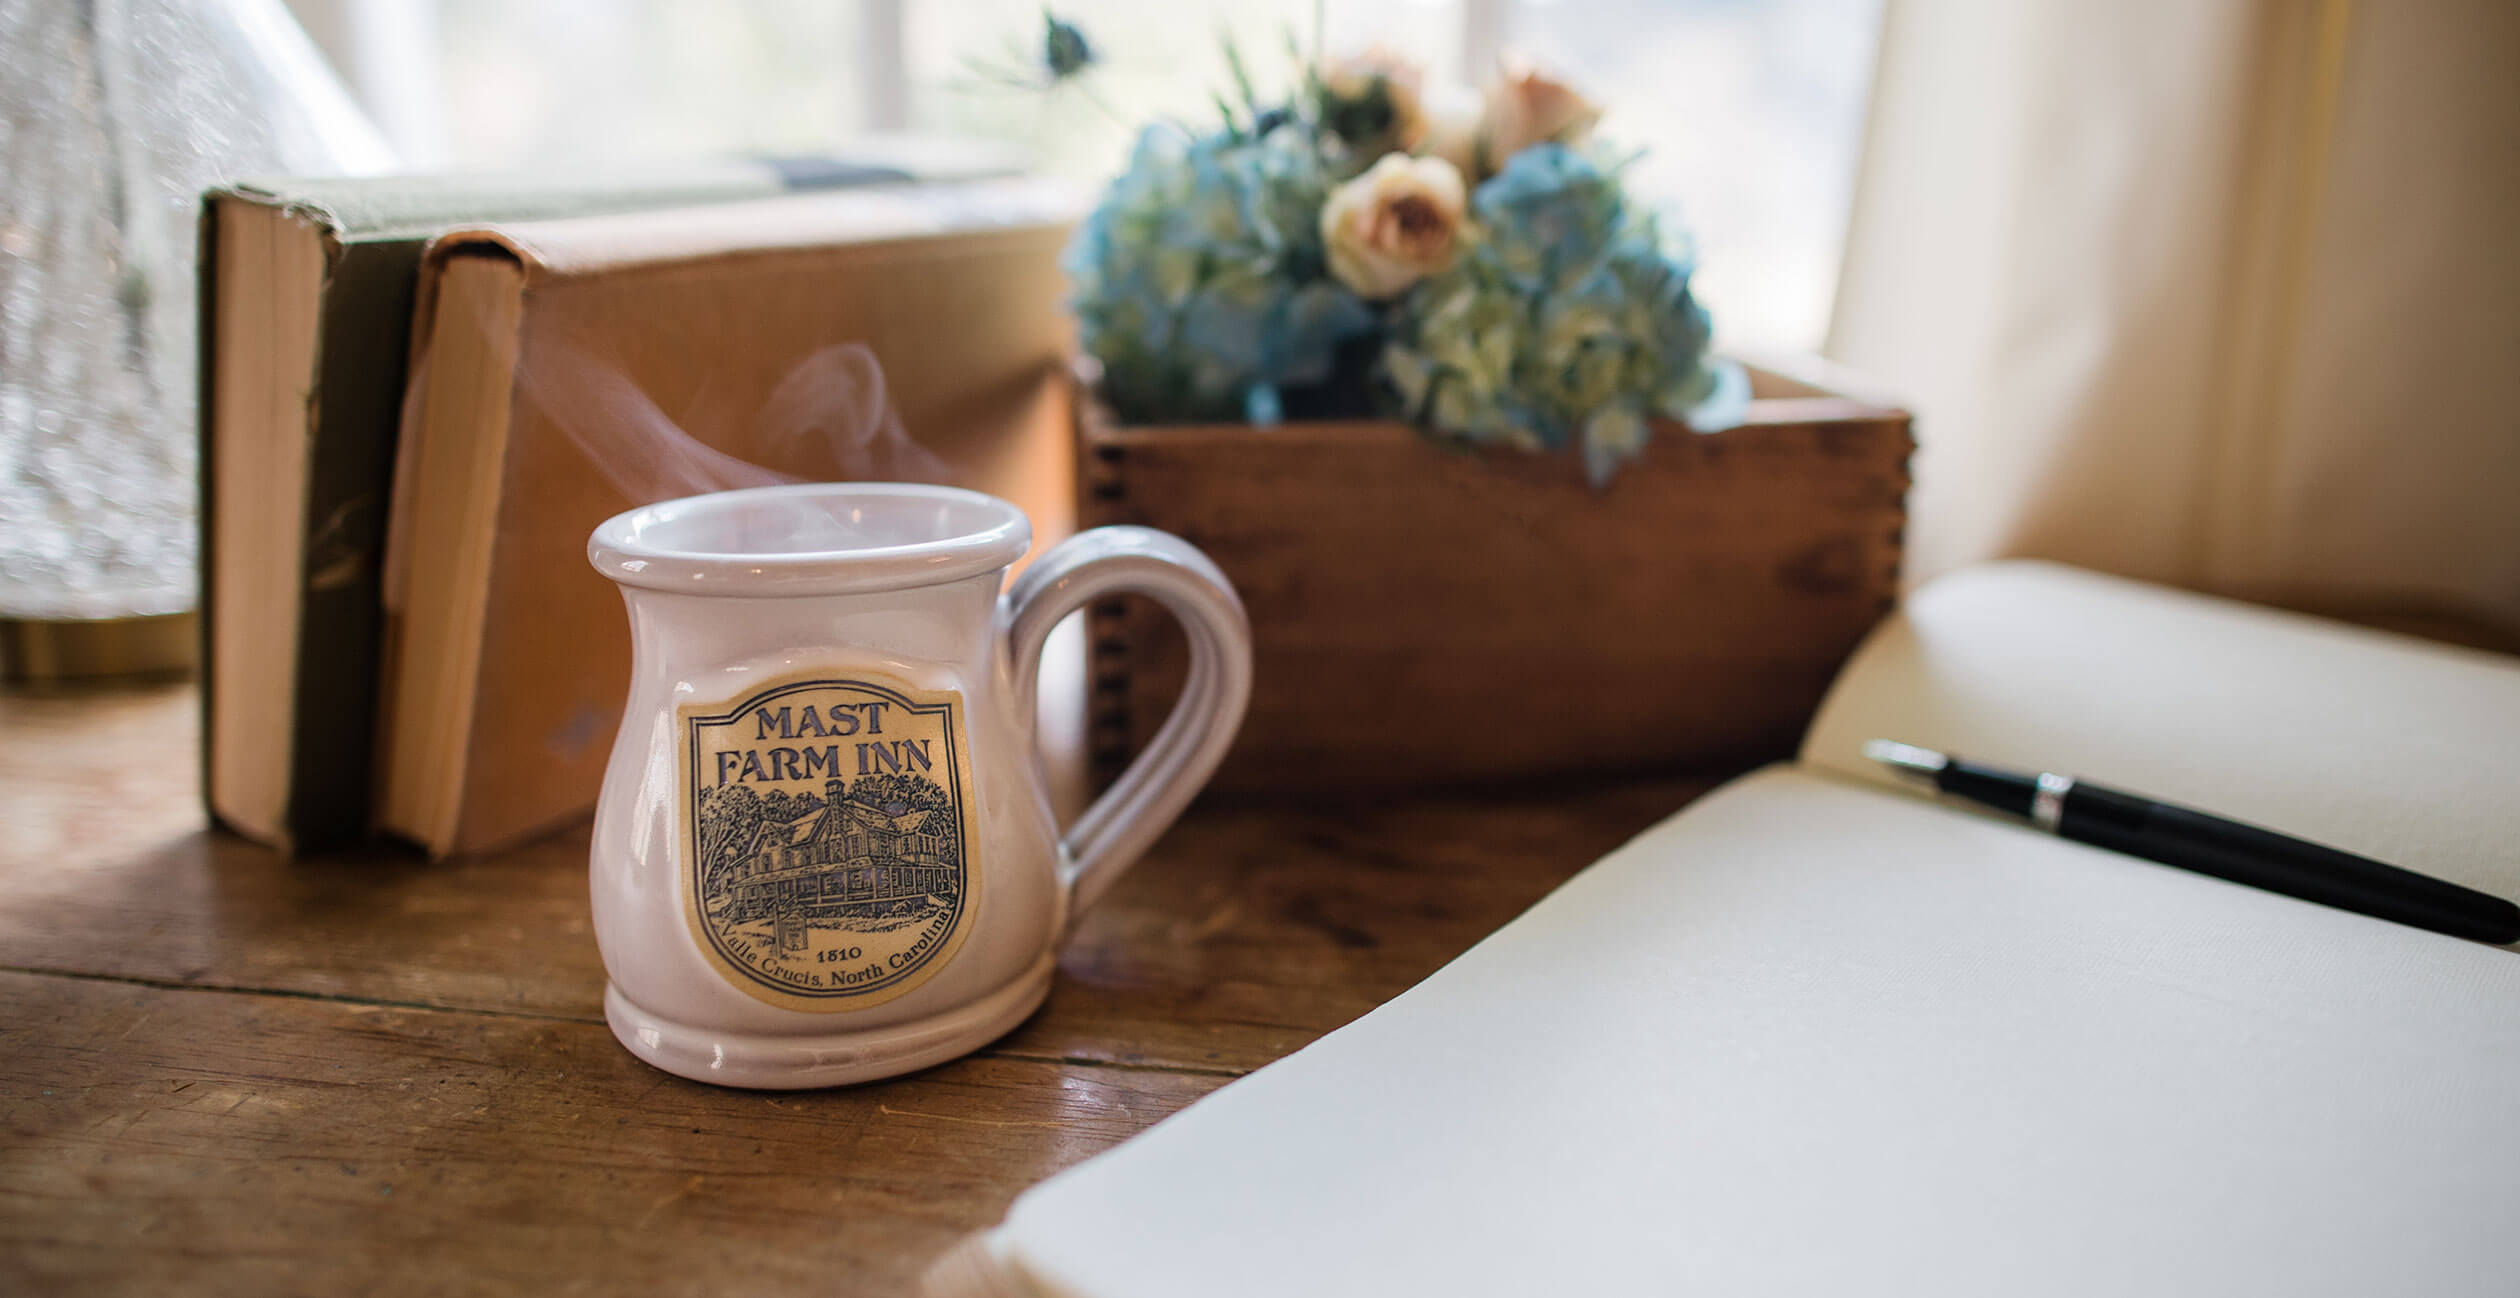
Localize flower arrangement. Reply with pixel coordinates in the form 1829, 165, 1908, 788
1066, 43, 1747, 484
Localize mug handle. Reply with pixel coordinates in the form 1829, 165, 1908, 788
1003, 526, 1253, 917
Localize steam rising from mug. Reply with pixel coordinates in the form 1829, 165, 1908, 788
511, 319, 956, 552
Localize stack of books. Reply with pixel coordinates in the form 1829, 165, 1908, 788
199, 148, 1080, 857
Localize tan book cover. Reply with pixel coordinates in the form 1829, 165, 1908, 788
377, 179, 1081, 857
200, 153, 1002, 853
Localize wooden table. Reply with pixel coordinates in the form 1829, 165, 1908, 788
0, 680, 1720, 1295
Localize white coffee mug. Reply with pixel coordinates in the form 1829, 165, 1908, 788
585, 483, 1250, 1087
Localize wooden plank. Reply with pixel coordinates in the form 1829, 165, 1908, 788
0, 682, 1715, 1293
1075, 371, 1914, 792
999, 774, 1708, 1073
0, 682, 612, 1021
0, 684, 1718, 1076
0, 971, 1221, 1297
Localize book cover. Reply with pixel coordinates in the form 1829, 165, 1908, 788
200, 149, 1012, 851
376, 179, 1082, 856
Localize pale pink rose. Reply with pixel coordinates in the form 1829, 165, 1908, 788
1320, 153, 1470, 300
1414, 82, 1486, 179
1482, 60, 1603, 165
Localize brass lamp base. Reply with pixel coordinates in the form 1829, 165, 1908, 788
0, 613, 198, 684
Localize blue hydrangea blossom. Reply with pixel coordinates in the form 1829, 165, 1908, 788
1065, 124, 1375, 424
1382, 144, 1747, 485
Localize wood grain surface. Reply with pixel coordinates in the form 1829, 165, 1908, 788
0, 681, 1719, 1295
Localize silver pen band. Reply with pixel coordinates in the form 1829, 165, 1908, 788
2032, 771, 2075, 832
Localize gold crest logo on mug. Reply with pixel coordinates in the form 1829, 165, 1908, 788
682, 673, 980, 1010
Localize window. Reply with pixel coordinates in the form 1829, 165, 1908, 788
1510, 0, 1882, 350
291, 0, 1879, 351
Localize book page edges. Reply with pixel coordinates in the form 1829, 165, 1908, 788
1799, 560, 2520, 892
202, 198, 330, 847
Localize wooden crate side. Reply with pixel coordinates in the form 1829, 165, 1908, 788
1077, 387, 1913, 791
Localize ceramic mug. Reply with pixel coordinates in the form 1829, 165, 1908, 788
585, 482, 1251, 1088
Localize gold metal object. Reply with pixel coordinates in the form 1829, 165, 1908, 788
0, 613, 198, 683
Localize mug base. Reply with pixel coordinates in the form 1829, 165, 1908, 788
603, 952, 1057, 1089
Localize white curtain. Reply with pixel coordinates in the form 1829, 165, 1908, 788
1829, 0, 2520, 637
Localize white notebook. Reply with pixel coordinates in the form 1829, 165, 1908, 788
928, 562, 2520, 1298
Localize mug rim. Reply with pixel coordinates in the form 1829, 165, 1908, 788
588, 482, 1033, 597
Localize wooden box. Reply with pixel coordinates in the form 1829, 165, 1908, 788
1075, 360, 1913, 791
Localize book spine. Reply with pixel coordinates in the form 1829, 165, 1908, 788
259, 167, 886, 850
193, 197, 224, 833
283, 237, 430, 848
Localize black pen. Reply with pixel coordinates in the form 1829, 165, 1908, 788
1863, 740, 2520, 945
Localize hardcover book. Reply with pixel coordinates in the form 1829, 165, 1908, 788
200, 145, 1017, 852
374, 179, 1080, 857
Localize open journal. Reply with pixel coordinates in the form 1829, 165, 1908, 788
927, 561, 2520, 1298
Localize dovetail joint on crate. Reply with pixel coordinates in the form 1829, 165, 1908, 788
1082, 435, 1135, 783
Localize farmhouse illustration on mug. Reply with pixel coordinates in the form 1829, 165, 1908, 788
707, 775, 960, 922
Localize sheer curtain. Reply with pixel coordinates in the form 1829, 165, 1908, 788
1829, 0, 2520, 636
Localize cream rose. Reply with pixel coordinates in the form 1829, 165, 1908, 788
1321, 153, 1469, 300
1414, 82, 1486, 179
1482, 61, 1602, 164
